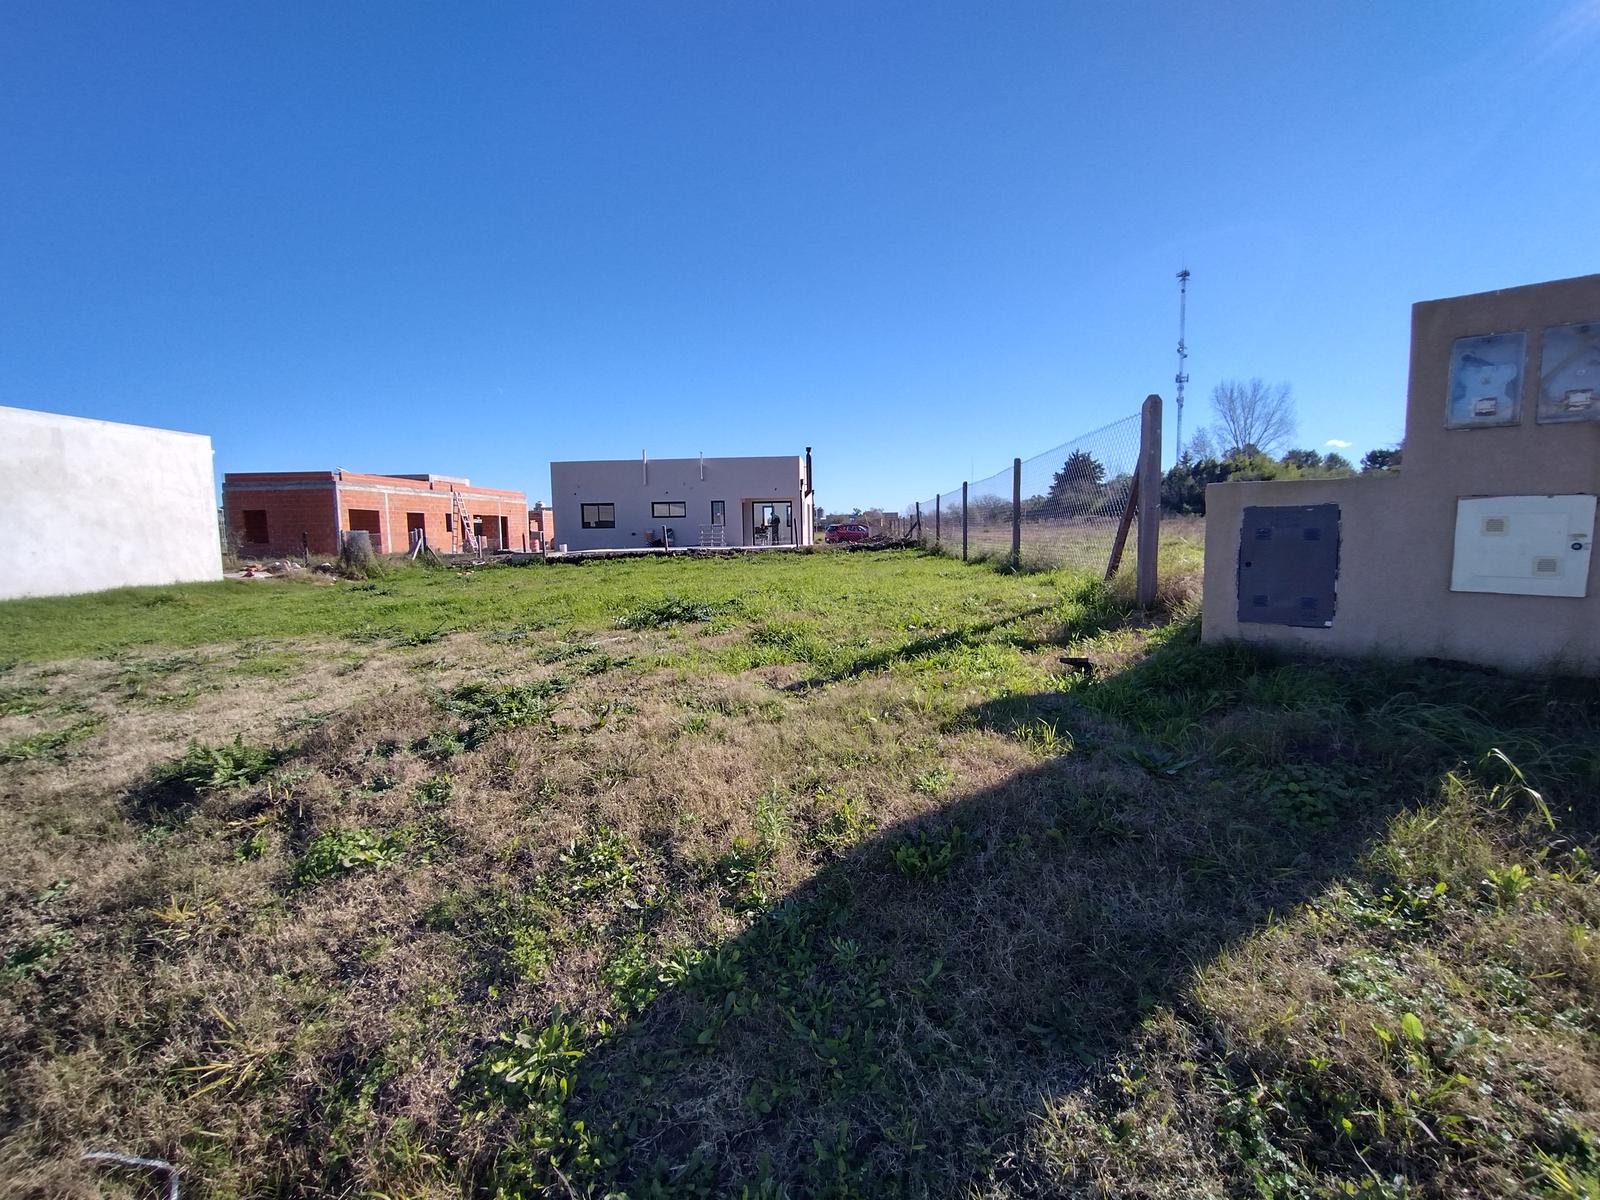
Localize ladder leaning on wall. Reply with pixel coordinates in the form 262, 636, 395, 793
451, 491, 482, 560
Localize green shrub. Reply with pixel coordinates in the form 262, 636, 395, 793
892, 826, 967, 881
482, 1010, 588, 1102
416, 774, 455, 807
804, 787, 875, 856
1253, 761, 1368, 831
712, 837, 777, 912
0, 686, 47, 717
0, 719, 100, 763
546, 827, 637, 908
2, 930, 73, 978
294, 827, 407, 885
438, 678, 570, 733
615, 596, 730, 629
413, 730, 467, 761
169, 736, 279, 791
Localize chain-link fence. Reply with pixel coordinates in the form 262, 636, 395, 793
907, 411, 1146, 574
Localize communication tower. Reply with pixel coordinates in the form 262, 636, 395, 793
1175, 269, 1191, 456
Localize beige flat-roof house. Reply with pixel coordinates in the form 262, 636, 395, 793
1202, 273, 1600, 674
550, 451, 815, 552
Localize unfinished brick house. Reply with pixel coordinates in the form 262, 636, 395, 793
222, 470, 528, 558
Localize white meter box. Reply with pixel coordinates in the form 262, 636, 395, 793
1451, 495, 1595, 597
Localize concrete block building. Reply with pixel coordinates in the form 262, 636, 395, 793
0, 405, 222, 599
1203, 273, 1600, 674
549, 451, 815, 552
222, 470, 528, 557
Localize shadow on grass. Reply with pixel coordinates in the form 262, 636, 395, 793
781, 604, 1055, 693
784, 580, 1131, 694
471, 628, 1529, 1196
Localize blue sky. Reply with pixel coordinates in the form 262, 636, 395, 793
2, 1, 1597, 513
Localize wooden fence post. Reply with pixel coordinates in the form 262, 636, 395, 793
935, 494, 941, 549
1103, 473, 1138, 581
915, 500, 922, 544
1011, 458, 1022, 569
1136, 393, 1162, 608
961, 482, 968, 562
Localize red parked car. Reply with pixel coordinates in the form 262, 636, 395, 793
825, 523, 871, 543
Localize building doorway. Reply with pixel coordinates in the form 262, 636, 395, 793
747, 500, 795, 546
470, 514, 509, 550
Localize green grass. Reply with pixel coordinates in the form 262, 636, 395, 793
0, 551, 1078, 663
1, 549, 1597, 1199
0, 717, 100, 763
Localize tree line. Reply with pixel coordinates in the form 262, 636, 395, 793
847, 378, 1401, 526
1160, 377, 1400, 514
1159, 440, 1400, 514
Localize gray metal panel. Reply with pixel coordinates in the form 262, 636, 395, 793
1238, 504, 1341, 627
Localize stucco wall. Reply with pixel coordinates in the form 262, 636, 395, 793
0, 405, 222, 600
550, 456, 812, 551
1203, 475, 1600, 671
1202, 273, 1600, 673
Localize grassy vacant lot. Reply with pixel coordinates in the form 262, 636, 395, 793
946, 514, 1207, 574
1, 550, 1597, 1199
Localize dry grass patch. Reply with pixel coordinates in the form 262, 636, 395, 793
0, 553, 1596, 1198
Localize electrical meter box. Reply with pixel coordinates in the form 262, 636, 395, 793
1451, 495, 1596, 597
1445, 331, 1525, 428
1237, 504, 1341, 627
1538, 322, 1600, 424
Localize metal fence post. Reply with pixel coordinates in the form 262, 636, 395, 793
935, 494, 941, 549
961, 481, 968, 562
1010, 457, 1021, 569
1136, 393, 1163, 608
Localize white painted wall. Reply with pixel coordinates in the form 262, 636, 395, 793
0, 405, 223, 600
550, 455, 813, 551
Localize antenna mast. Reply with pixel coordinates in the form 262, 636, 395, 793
1174, 269, 1191, 457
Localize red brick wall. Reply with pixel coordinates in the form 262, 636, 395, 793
223, 482, 340, 557
529, 506, 555, 552
224, 472, 529, 558
339, 486, 528, 554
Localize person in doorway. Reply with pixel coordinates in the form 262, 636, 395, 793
767, 509, 781, 545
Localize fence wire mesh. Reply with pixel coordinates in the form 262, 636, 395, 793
909, 411, 1143, 573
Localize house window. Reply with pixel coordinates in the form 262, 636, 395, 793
652, 501, 686, 518
241, 510, 269, 543
710, 500, 725, 526
581, 503, 616, 529
347, 509, 382, 540
445, 512, 453, 532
